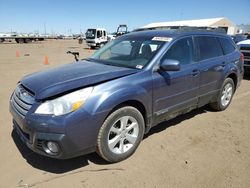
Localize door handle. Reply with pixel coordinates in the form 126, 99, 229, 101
221, 62, 226, 67
192, 69, 199, 76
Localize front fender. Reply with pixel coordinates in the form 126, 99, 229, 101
90, 84, 152, 117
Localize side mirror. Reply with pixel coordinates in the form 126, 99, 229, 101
160, 59, 180, 71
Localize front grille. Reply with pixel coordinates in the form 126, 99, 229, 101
87, 41, 95, 44
240, 46, 250, 51
11, 84, 35, 118
240, 46, 250, 64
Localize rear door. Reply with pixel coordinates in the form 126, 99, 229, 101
195, 35, 225, 106
219, 37, 243, 74
152, 37, 199, 123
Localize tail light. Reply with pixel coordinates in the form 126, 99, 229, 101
240, 53, 244, 62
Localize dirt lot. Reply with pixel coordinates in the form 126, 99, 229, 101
0, 40, 249, 188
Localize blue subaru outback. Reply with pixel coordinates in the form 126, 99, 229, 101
10, 29, 244, 162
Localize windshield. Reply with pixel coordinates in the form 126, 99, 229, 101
90, 36, 166, 69
86, 29, 96, 39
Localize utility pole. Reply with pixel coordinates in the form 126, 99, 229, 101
44, 22, 47, 35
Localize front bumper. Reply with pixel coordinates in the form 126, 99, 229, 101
86, 42, 97, 47
9, 99, 104, 159
13, 120, 92, 159
244, 63, 250, 72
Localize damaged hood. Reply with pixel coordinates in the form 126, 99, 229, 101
21, 60, 139, 100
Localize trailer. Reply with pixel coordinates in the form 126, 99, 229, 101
0, 33, 45, 43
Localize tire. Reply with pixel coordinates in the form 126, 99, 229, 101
18, 38, 24, 43
209, 78, 235, 111
24, 38, 31, 43
0, 38, 4, 43
99, 43, 104, 48
97, 106, 145, 162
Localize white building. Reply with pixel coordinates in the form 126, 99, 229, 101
141, 17, 237, 35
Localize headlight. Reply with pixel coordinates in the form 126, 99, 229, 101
35, 87, 93, 116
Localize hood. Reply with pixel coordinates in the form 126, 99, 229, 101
237, 39, 250, 45
21, 60, 139, 100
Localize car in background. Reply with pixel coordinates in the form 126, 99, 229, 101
107, 32, 117, 41
10, 29, 243, 162
231, 34, 247, 44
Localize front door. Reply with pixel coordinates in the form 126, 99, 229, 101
152, 37, 199, 123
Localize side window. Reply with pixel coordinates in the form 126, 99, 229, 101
162, 37, 194, 65
97, 30, 102, 38
219, 37, 235, 55
196, 36, 223, 61
103, 31, 106, 37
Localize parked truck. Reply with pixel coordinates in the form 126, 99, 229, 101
237, 39, 250, 74
85, 28, 108, 49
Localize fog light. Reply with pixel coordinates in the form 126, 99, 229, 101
46, 141, 59, 154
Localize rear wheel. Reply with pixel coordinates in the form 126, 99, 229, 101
97, 106, 145, 162
0, 38, 4, 43
18, 38, 24, 43
209, 78, 235, 111
24, 38, 31, 43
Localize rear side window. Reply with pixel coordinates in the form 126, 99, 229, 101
196, 36, 223, 61
162, 37, 194, 65
219, 37, 235, 55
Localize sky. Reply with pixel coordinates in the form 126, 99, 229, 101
0, 0, 250, 34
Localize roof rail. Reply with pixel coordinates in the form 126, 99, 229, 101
177, 27, 227, 34
133, 26, 227, 34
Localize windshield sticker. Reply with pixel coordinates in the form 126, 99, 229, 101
136, 65, 143, 69
152, 37, 172, 42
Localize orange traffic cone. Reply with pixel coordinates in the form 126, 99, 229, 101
16, 51, 20, 57
44, 55, 49, 65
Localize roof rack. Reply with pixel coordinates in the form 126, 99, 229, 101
133, 26, 227, 34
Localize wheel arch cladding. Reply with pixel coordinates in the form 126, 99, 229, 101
227, 73, 237, 90
108, 100, 147, 127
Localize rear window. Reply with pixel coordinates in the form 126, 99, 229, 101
196, 36, 223, 61
219, 37, 235, 55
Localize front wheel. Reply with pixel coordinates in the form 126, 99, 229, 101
99, 43, 104, 48
209, 78, 235, 111
97, 106, 145, 162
